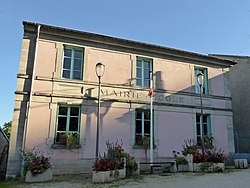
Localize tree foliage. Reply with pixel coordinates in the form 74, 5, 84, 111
2, 121, 12, 138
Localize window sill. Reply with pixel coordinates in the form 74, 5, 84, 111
51, 144, 81, 149
133, 145, 156, 149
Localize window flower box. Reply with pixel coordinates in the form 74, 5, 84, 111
193, 162, 225, 172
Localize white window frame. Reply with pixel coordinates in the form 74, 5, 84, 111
61, 46, 84, 80
55, 105, 81, 144
136, 57, 152, 88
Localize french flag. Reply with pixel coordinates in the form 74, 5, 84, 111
148, 72, 153, 97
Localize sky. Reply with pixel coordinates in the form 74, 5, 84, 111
1, 0, 250, 127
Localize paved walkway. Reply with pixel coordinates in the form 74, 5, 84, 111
2, 168, 250, 188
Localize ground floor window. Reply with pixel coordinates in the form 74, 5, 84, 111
196, 114, 212, 147
135, 109, 153, 145
55, 105, 80, 145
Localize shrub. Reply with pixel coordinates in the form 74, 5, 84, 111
182, 139, 197, 156
172, 151, 188, 165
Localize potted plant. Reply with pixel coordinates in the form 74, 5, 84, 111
21, 148, 52, 182
172, 151, 188, 172
92, 140, 126, 183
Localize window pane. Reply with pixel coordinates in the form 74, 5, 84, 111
144, 61, 151, 69
204, 124, 208, 135
69, 117, 78, 131
203, 116, 207, 123
144, 121, 150, 134
56, 132, 67, 144
64, 49, 72, 57
62, 70, 70, 78
144, 111, 150, 120
74, 50, 83, 59
136, 120, 142, 133
144, 69, 150, 79
73, 71, 81, 80
71, 107, 79, 116
135, 135, 143, 145
196, 123, 200, 135
136, 79, 142, 86
59, 106, 68, 115
74, 59, 82, 71
58, 117, 67, 131
136, 111, 142, 119
136, 60, 142, 67
196, 115, 200, 122
197, 136, 202, 146
144, 80, 150, 88
63, 58, 71, 69
136, 68, 142, 78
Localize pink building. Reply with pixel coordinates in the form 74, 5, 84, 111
6, 22, 236, 178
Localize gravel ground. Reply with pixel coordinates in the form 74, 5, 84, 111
1, 168, 250, 188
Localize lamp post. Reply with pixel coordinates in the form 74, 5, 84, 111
197, 72, 205, 158
95, 62, 105, 160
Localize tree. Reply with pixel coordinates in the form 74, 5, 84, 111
2, 121, 12, 138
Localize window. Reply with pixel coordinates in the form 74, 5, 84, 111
196, 114, 212, 147
55, 105, 80, 145
194, 67, 208, 94
135, 109, 153, 145
136, 57, 152, 88
62, 47, 84, 80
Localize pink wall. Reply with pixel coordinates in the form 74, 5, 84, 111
157, 111, 194, 157
83, 106, 131, 158
155, 60, 192, 92
213, 116, 229, 154
87, 49, 131, 85
25, 102, 50, 151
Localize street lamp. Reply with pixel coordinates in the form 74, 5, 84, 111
95, 62, 105, 160
197, 72, 205, 158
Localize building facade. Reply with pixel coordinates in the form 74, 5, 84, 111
211, 55, 250, 153
7, 22, 236, 177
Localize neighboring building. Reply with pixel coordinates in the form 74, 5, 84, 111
7, 21, 236, 178
0, 128, 9, 180
210, 55, 250, 153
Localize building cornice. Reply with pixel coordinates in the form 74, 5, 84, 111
23, 21, 237, 68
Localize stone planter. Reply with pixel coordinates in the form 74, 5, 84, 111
25, 168, 52, 183
177, 164, 188, 172
213, 163, 225, 172
194, 162, 213, 172
193, 162, 225, 172
92, 168, 126, 183
234, 159, 248, 169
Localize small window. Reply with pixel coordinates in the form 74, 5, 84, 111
135, 109, 153, 145
62, 47, 84, 80
55, 105, 80, 145
194, 67, 208, 94
196, 114, 212, 147
136, 57, 152, 88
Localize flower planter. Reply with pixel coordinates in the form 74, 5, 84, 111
92, 168, 126, 183
25, 168, 52, 183
177, 164, 188, 172
213, 163, 225, 172
184, 154, 193, 163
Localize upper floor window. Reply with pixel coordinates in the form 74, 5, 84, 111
194, 67, 208, 94
196, 114, 212, 147
136, 57, 152, 88
55, 105, 81, 145
135, 109, 153, 146
62, 47, 84, 80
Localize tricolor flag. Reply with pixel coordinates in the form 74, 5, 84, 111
148, 72, 153, 97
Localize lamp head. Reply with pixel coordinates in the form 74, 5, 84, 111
95, 62, 105, 78
197, 72, 204, 87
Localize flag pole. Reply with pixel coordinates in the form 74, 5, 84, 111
149, 71, 153, 164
